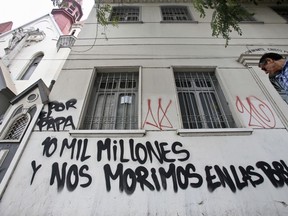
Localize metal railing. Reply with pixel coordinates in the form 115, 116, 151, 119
56, 35, 76, 51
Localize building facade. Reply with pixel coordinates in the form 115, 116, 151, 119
0, 0, 288, 215
0, 0, 84, 207
0, 0, 84, 120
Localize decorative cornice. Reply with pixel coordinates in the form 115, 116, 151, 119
10, 79, 50, 105
238, 54, 262, 66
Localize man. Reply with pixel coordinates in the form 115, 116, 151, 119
259, 52, 288, 95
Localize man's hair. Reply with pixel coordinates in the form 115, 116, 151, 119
258, 52, 284, 66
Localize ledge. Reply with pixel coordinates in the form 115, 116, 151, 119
239, 21, 264, 24
69, 129, 146, 138
0, 140, 20, 143
160, 20, 198, 24
109, 21, 144, 24
177, 128, 253, 137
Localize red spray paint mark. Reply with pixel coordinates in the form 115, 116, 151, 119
142, 98, 173, 130
236, 96, 276, 128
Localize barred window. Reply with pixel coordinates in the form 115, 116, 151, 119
239, 8, 256, 22
271, 7, 288, 21
3, 114, 29, 140
83, 72, 138, 130
110, 6, 140, 22
175, 72, 235, 129
161, 6, 192, 21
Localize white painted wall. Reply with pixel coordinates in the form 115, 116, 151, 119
1, 2, 288, 215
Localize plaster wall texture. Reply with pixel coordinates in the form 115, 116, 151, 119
0, 2, 288, 216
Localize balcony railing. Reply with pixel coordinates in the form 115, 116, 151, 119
56, 35, 76, 51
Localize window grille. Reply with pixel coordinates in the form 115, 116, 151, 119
110, 7, 140, 22
175, 72, 235, 129
4, 114, 29, 140
161, 6, 192, 21
20, 53, 44, 80
83, 72, 138, 130
271, 7, 288, 21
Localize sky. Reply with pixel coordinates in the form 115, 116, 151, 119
0, 0, 95, 29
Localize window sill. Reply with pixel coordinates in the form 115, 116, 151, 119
109, 21, 143, 24
69, 129, 146, 138
177, 128, 253, 137
239, 21, 264, 24
0, 139, 21, 143
160, 20, 198, 24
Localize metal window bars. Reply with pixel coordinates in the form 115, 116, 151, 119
110, 7, 140, 22
83, 72, 138, 130
161, 6, 192, 21
175, 72, 235, 129
4, 114, 29, 140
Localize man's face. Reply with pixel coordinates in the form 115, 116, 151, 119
259, 58, 280, 77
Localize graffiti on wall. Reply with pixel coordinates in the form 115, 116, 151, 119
236, 96, 276, 128
31, 137, 92, 191
30, 137, 288, 194
37, 99, 77, 131
142, 98, 173, 130
29, 98, 288, 194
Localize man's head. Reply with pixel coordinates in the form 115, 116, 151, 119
258, 52, 285, 77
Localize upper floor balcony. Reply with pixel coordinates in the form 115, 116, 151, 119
56, 35, 76, 51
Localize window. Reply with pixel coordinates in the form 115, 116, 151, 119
175, 71, 235, 129
271, 7, 288, 21
67, 8, 74, 14
1, 106, 36, 142
82, 72, 139, 130
238, 7, 256, 22
3, 114, 29, 140
67, 4, 76, 14
161, 6, 192, 21
20, 53, 44, 80
110, 6, 140, 22
0, 105, 36, 186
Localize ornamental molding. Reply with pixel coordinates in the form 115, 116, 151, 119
238, 47, 288, 66
4, 27, 46, 54
3, 27, 46, 67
